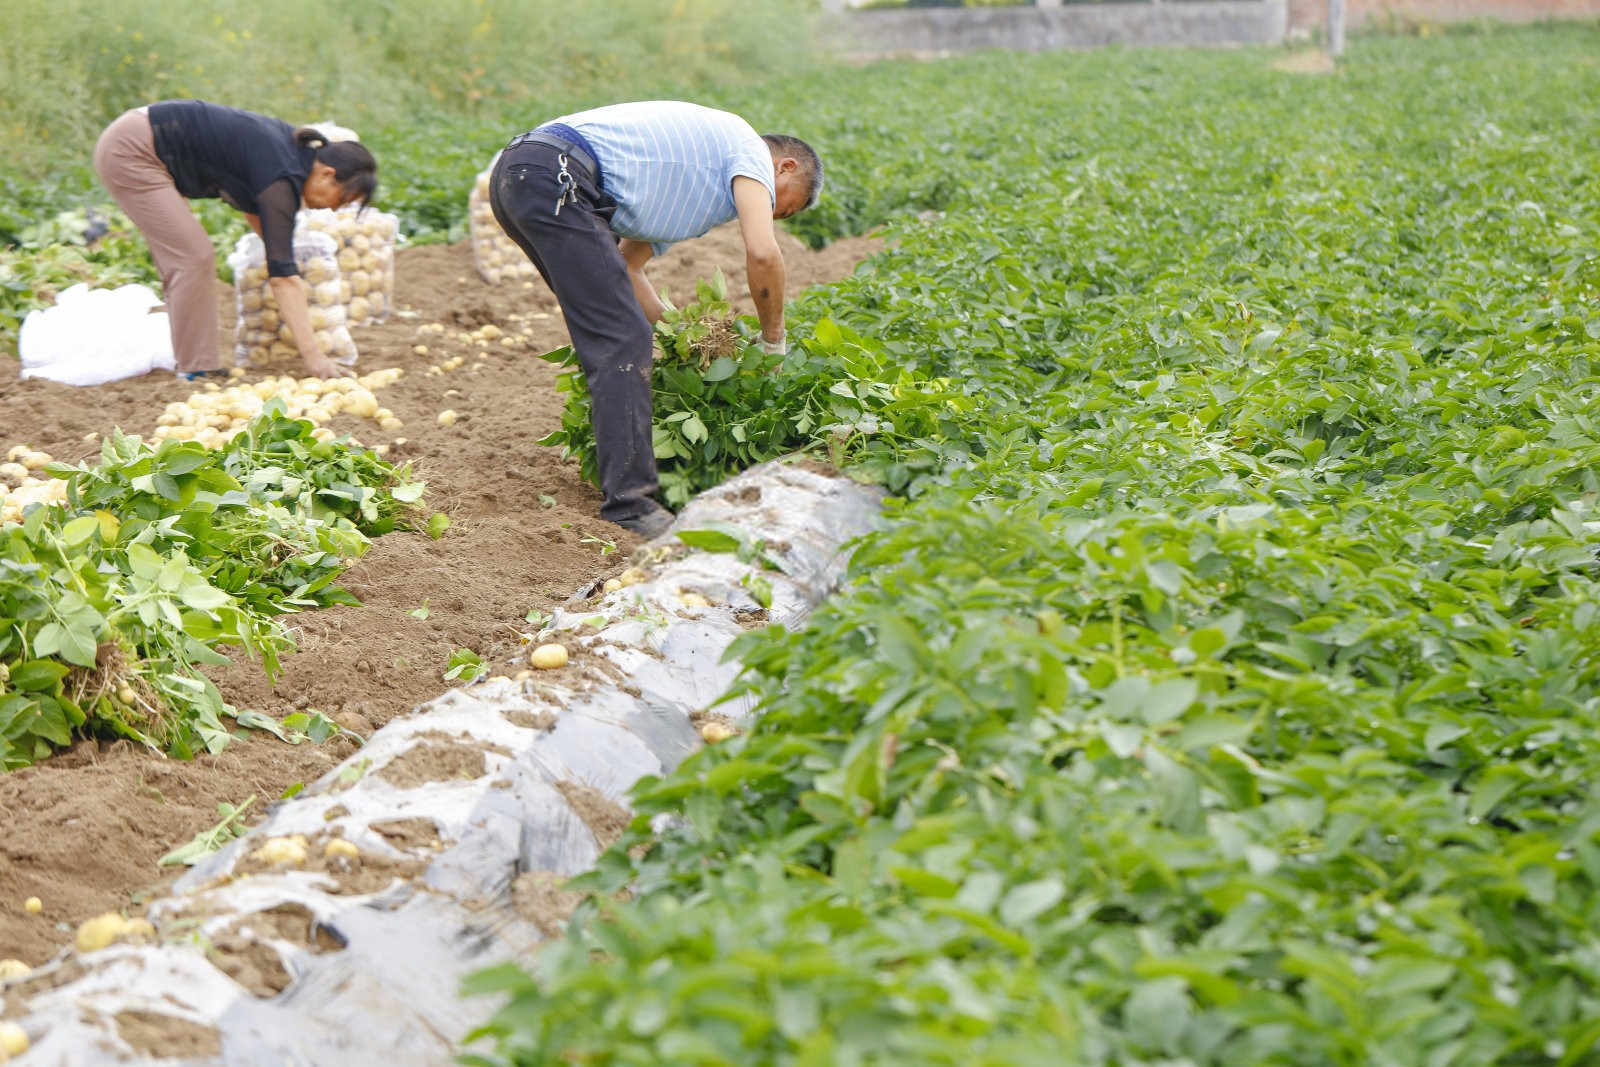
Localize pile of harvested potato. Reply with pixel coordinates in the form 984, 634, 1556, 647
2, 367, 406, 526
229, 231, 360, 370
0, 445, 63, 527
300, 205, 400, 327
470, 163, 537, 285
150, 367, 406, 447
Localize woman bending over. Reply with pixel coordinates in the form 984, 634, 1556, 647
94, 100, 377, 380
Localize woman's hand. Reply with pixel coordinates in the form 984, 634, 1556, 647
300, 351, 352, 378
268, 274, 349, 377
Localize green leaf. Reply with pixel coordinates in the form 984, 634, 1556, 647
60, 514, 101, 547
998, 877, 1064, 926
676, 527, 744, 554
8, 660, 70, 692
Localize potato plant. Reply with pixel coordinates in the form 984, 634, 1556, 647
0, 407, 422, 769
540, 271, 944, 507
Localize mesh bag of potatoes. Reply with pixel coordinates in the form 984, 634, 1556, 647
470, 156, 538, 285
299, 206, 399, 327
229, 231, 359, 369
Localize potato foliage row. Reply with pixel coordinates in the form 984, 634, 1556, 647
0, 410, 421, 769
467, 26, 1600, 1067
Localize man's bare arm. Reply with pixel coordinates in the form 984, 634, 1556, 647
618, 238, 666, 323
732, 176, 786, 345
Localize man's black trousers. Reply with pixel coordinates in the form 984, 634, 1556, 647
489, 140, 658, 525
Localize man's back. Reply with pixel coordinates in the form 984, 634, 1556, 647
555, 101, 776, 253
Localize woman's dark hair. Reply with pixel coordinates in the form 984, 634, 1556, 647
295, 127, 379, 207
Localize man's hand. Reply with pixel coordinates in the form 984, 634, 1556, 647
732, 176, 787, 345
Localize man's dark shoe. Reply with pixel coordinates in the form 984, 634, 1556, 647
613, 503, 674, 539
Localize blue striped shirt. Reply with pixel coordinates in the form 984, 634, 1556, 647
556, 101, 775, 256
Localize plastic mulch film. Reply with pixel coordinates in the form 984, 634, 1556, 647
0, 461, 884, 1066
299, 206, 400, 327
228, 232, 359, 370
469, 156, 538, 286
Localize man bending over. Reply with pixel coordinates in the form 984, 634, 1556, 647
490, 101, 823, 537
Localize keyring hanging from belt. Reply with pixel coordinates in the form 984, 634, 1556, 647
553, 152, 577, 216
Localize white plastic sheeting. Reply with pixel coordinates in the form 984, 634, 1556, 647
17, 284, 174, 385
0, 460, 882, 1065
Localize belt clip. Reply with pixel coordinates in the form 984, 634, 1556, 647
553, 152, 577, 216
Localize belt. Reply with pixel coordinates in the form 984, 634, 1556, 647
504, 130, 601, 187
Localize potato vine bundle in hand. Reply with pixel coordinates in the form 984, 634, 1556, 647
0, 406, 424, 770
540, 269, 930, 507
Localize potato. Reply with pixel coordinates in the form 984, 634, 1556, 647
436, 409, 458, 427
344, 389, 379, 418
75, 912, 129, 953
0, 959, 31, 981
699, 721, 736, 744
324, 838, 360, 860
0, 1019, 27, 1057
530, 643, 568, 670
253, 835, 309, 866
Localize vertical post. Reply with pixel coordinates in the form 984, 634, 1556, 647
1328, 0, 1346, 57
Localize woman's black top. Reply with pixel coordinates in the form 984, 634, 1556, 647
148, 100, 314, 278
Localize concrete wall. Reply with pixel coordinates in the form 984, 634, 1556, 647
1289, 0, 1600, 30
821, 2, 1290, 58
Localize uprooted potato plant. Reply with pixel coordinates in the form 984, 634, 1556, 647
0, 406, 424, 769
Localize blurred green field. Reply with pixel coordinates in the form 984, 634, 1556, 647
0, 0, 816, 240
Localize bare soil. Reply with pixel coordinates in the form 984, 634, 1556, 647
0, 222, 877, 966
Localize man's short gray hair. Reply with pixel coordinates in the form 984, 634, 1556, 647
762, 133, 824, 210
